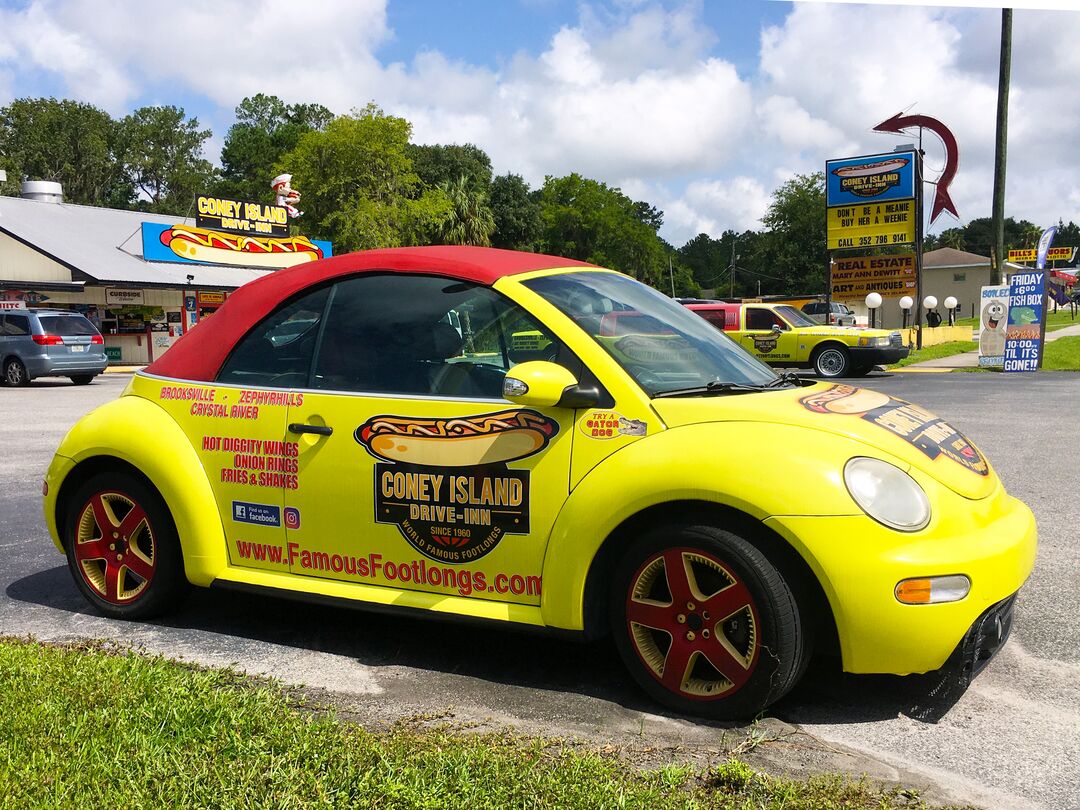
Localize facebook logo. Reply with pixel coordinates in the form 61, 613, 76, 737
232, 501, 281, 527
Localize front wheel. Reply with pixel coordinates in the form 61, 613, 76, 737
4, 358, 29, 386
812, 345, 850, 378
64, 471, 188, 619
610, 524, 807, 719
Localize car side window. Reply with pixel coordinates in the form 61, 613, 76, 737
745, 308, 783, 330
311, 274, 565, 399
1, 314, 30, 335
217, 286, 331, 388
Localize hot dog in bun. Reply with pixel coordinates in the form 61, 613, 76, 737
356, 409, 559, 467
160, 225, 324, 268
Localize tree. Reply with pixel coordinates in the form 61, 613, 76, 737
489, 173, 541, 250
279, 104, 449, 251
0, 97, 131, 206
536, 173, 669, 287
218, 94, 333, 202
407, 143, 493, 196
119, 106, 216, 214
435, 175, 495, 246
754, 172, 827, 295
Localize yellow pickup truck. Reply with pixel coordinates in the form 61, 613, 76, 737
683, 301, 908, 377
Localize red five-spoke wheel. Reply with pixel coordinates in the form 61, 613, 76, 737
64, 471, 188, 619
625, 547, 761, 700
611, 523, 807, 720
73, 490, 156, 605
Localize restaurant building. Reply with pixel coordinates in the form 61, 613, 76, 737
0, 183, 330, 363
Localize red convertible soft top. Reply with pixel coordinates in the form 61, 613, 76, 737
145, 246, 595, 382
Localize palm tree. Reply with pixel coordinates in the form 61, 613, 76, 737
436, 175, 496, 246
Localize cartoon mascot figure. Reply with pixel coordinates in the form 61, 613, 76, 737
271, 173, 303, 219
980, 299, 1008, 357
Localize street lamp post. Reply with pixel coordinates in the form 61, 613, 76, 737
944, 296, 958, 326
865, 292, 882, 329
899, 295, 914, 331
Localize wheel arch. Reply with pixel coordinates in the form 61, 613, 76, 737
45, 395, 227, 586
579, 499, 839, 659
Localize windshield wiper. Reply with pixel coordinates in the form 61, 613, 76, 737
653, 379, 769, 398
764, 371, 801, 388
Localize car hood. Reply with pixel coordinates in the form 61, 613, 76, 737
651, 382, 995, 500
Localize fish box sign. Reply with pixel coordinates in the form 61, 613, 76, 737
195, 195, 289, 238
1003, 272, 1046, 373
355, 410, 559, 564
826, 151, 917, 250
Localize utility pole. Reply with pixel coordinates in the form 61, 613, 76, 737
991, 8, 1012, 285
669, 255, 675, 297
729, 238, 737, 299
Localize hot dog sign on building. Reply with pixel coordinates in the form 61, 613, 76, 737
140, 179, 332, 270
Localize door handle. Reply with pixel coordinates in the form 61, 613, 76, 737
288, 423, 333, 436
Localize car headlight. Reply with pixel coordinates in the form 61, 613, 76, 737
857, 336, 891, 347
844, 457, 931, 531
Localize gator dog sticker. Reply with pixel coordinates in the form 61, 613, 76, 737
355, 410, 559, 563
800, 385, 988, 476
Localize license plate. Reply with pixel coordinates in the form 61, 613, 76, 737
70, 344, 86, 352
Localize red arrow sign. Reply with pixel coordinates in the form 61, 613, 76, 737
873, 112, 959, 225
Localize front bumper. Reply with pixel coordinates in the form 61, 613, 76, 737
848, 345, 909, 365
765, 484, 1037, 675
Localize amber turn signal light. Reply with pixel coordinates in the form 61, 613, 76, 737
895, 575, 970, 605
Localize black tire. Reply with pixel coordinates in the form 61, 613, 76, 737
811, 345, 850, 378
850, 364, 873, 377
70, 375, 95, 385
610, 523, 807, 720
63, 471, 188, 619
4, 357, 29, 386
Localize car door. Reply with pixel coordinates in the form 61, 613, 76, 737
738, 307, 797, 364
153, 287, 331, 574
283, 274, 574, 606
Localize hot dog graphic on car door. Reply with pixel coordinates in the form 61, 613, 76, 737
285, 395, 571, 605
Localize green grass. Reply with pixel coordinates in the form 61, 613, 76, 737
891, 340, 977, 367
955, 307, 1080, 333
0, 638, 947, 809
1042, 336, 1080, 370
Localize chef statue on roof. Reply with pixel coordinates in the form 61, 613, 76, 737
271, 173, 302, 219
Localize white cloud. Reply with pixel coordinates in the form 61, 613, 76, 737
0, 0, 1077, 242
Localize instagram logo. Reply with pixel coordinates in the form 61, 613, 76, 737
283, 507, 301, 530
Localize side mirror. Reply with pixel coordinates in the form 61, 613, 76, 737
503, 361, 599, 409
771, 324, 783, 334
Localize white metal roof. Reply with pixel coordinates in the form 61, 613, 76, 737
0, 195, 274, 289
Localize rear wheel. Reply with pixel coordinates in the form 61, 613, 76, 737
70, 375, 94, 385
811, 345, 850, 378
610, 523, 807, 719
4, 357, 29, 386
64, 471, 188, 619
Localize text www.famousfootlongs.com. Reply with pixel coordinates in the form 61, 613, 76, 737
235, 541, 541, 597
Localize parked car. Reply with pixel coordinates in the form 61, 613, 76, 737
1, 309, 108, 386
684, 300, 907, 377
44, 247, 1035, 720
802, 301, 857, 326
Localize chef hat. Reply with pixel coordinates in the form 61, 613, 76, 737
271, 173, 292, 189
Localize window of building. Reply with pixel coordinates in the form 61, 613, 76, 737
953, 273, 966, 282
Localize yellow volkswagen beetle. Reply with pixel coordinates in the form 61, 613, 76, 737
43, 247, 1036, 719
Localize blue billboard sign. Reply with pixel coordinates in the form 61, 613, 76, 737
1003, 271, 1046, 373
141, 222, 332, 269
826, 151, 917, 207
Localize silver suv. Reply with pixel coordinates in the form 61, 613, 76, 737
1, 309, 108, 386
801, 301, 857, 326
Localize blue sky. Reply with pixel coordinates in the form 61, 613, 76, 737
1, 1, 1078, 247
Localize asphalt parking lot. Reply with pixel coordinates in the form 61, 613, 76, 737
2, 371, 1078, 809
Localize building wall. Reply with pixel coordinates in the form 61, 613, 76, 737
0, 233, 73, 282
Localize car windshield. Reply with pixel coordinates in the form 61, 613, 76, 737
522, 271, 778, 396
774, 306, 818, 328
